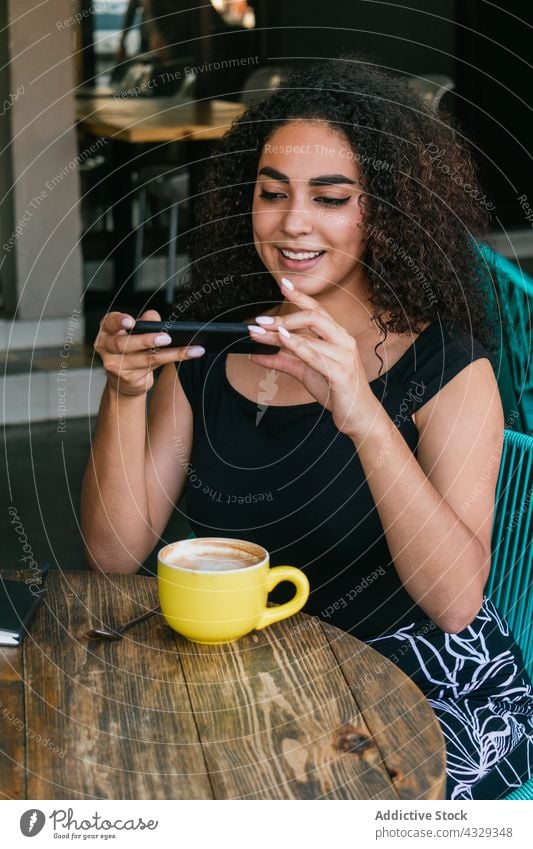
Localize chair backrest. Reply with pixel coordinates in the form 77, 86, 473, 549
487, 428, 533, 674
241, 65, 293, 106
478, 244, 533, 433
408, 74, 455, 111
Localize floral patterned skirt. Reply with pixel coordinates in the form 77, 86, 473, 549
368, 598, 533, 799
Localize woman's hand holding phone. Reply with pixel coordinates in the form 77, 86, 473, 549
249, 279, 379, 440
94, 310, 205, 397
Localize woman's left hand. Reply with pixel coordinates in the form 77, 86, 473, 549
249, 279, 379, 438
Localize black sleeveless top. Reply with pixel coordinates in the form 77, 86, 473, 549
176, 321, 490, 640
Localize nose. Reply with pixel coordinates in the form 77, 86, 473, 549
280, 201, 313, 237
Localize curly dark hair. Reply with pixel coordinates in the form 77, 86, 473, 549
176, 57, 492, 345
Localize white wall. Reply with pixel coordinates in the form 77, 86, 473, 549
0, 0, 83, 320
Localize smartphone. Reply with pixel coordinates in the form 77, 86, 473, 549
129, 321, 279, 355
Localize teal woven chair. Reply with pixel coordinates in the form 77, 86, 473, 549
479, 245, 533, 434
486, 428, 533, 799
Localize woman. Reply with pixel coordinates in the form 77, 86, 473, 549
82, 59, 533, 799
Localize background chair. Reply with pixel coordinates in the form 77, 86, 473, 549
241, 65, 293, 106
109, 55, 196, 99
479, 244, 533, 434
79, 149, 112, 235
132, 164, 190, 303
486, 428, 533, 799
408, 74, 455, 111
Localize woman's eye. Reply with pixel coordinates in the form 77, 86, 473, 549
259, 189, 286, 201
315, 196, 350, 206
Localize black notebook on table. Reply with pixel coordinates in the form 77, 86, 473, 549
0, 567, 48, 647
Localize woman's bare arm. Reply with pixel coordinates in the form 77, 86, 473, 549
82, 365, 193, 572
81, 311, 203, 573
354, 359, 503, 632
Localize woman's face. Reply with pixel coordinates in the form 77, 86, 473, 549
252, 121, 367, 297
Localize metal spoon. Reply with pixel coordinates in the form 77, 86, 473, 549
88, 605, 161, 640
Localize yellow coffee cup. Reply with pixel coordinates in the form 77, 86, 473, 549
158, 537, 310, 644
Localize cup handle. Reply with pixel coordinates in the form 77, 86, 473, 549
255, 566, 310, 631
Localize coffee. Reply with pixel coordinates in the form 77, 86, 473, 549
158, 536, 310, 644
161, 539, 264, 572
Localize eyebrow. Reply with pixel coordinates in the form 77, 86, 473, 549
309, 174, 358, 187
258, 166, 357, 186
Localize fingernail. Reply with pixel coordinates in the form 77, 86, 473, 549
187, 346, 205, 357
121, 317, 135, 329
255, 315, 275, 325
278, 326, 291, 339
281, 277, 294, 291
248, 324, 267, 334
154, 333, 171, 346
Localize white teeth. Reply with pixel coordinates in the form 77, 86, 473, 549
280, 249, 322, 260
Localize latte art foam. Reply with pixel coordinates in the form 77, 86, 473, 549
162, 539, 264, 572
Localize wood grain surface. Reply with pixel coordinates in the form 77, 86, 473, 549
0, 571, 446, 800
179, 615, 398, 800
0, 571, 26, 799
322, 622, 447, 800
77, 97, 245, 143
23, 573, 210, 799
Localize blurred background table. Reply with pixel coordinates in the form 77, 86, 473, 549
76, 96, 245, 304
0, 571, 446, 800
76, 96, 245, 143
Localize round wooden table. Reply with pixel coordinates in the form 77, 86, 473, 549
0, 572, 446, 799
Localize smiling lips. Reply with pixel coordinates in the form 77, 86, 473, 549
277, 246, 325, 270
